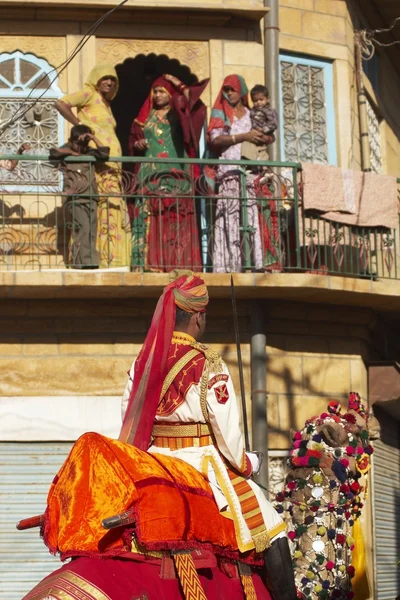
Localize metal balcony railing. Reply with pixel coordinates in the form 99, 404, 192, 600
0, 154, 398, 280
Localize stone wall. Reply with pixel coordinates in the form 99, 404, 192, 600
0, 296, 373, 450
279, 0, 400, 175
0, 0, 399, 174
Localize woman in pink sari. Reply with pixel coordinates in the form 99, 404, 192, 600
207, 74, 280, 272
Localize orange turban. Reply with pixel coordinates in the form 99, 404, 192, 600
169, 269, 208, 313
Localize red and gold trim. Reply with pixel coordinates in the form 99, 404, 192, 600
173, 553, 207, 600
153, 434, 213, 449
227, 469, 267, 551
23, 571, 111, 600
152, 422, 213, 449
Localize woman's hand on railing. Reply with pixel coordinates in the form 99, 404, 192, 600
17, 143, 31, 155
134, 139, 149, 152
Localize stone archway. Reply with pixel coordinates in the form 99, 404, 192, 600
112, 53, 199, 155
96, 38, 210, 156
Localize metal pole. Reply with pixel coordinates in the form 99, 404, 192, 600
264, 0, 281, 162
355, 32, 372, 172
250, 301, 269, 491
231, 276, 250, 451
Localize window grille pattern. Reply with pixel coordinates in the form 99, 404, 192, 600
280, 59, 329, 164
366, 97, 382, 174
0, 52, 62, 187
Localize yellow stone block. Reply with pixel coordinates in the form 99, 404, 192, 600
266, 355, 303, 394
269, 303, 307, 320
345, 17, 355, 50
334, 59, 353, 168
0, 300, 28, 316
70, 318, 147, 334
284, 335, 330, 356
63, 271, 124, 287
209, 39, 224, 111
14, 271, 64, 288
314, 0, 349, 17
280, 34, 349, 61
279, 6, 303, 37
302, 12, 347, 45
0, 273, 16, 288
0, 357, 127, 396
23, 339, 59, 356
268, 394, 348, 447
266, 334, 286, 355
327, 338, 362, 357
281, 0, 313, 9
0, 338, 22, 356
266, 394, 292, 448
58, 340, 116, 355
224, 41, 264, 68
223, 65, 264, 92
303, 357, 351, 394
26, 299, 143, 318
350, 359, 368, 399
114, 343, 142, 357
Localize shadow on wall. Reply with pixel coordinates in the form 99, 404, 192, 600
111, 54, 199, 156
2, 297, 371, 446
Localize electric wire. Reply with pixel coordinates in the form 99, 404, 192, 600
363, 14, 400, 52
0, 0, 129, 138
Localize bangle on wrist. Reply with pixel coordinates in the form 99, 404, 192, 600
178, 82, 187, 93
232, 134, 237, 144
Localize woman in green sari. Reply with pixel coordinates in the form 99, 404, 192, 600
129, 74, 208, 272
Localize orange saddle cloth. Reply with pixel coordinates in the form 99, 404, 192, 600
43, 432, 244, 561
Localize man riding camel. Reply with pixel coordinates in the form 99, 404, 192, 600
121, 269, 297, 600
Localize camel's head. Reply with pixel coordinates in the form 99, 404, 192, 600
289, 393, 378, 483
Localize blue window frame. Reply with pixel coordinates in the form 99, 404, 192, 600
279, 52, 337, 166
0, 51, 63, 191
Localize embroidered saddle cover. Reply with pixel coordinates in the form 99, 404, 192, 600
43, 432, 259, 563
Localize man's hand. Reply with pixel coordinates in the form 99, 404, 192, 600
246, 451, 264, 476
17, 142, 31, 154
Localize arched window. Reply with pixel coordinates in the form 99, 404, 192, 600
0, 51, 63, 186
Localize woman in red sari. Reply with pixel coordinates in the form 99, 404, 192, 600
129, 74, 208, 272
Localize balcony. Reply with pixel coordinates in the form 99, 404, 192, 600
0, 155, 399, 304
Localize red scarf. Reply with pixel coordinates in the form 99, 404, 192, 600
207, 74, 249, 134
119, 274, 208, 450
135, 76, 176, 127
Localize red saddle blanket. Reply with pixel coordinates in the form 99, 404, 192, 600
43, 432, 259, 563
23, 555, 271, 600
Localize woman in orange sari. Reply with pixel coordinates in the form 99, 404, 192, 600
55, 63, 130, 269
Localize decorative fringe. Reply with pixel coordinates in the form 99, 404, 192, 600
173, 552, 207, 600
253, 530, 271, 554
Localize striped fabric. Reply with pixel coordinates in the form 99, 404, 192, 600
226, 467, 268, 553
240, 574, 258, 600
152, 434, 213, 449
173, 553, 207, 600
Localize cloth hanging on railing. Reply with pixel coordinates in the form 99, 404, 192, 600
301, 163, 398, 230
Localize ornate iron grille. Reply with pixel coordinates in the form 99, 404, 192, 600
0, 52, 61, 188
281, 60, 329, 164
366, 97, 382, 174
